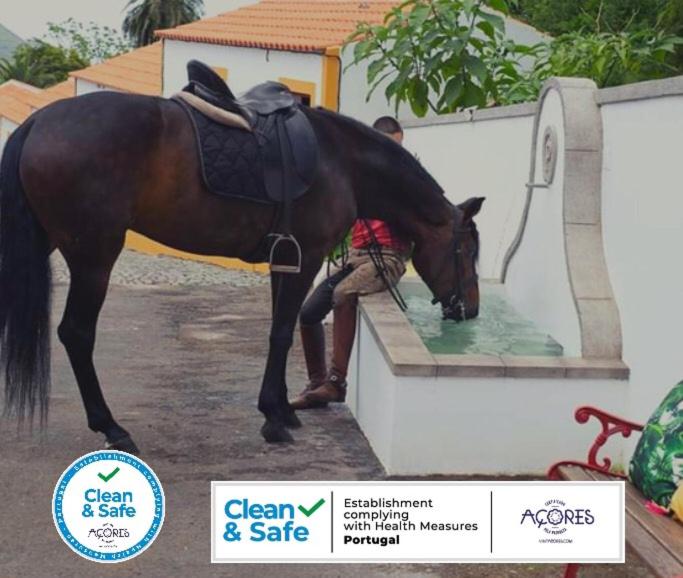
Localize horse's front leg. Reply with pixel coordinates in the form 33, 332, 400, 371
259, 257, 322, 443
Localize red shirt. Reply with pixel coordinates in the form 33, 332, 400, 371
351, 219, 410, 254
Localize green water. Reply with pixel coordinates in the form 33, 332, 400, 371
401, 282, 563, 357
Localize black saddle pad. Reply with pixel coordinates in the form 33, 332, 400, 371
175, 98, 317, 205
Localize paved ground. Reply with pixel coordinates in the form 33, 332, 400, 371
0, 251, 652, 577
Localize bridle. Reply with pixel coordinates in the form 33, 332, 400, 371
429, 209, 479, 322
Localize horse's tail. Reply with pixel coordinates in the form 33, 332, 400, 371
0, 118, 52, 424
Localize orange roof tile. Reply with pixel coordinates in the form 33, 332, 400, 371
0, 81, 42, 123
0, 93, 32, 124
18, 78, 76, 110
45, 78, 76, 98
0, 80, 41, 100
156, 0, 399, 53
20, 87, 68, 109
0, 79, 73, 116
69, 43, 162, 95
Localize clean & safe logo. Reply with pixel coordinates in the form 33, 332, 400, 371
222, 497, 325, 543
52, 450, 165, 563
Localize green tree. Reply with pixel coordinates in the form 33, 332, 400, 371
46, 18, 131, 63
530, 30, 683, 89
347, 0, 683, 114
512, 0, 670, 35
346, 0, 531, 117
123, 0, 204, 47
0, 41, 88, 88
661, 0, 683, 68
512, 0, 683, 74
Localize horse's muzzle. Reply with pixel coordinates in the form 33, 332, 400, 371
442, 304, 478, 322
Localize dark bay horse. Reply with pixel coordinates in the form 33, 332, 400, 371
0, 90, 483, 452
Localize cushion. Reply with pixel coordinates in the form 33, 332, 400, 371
629, 380, 683, 511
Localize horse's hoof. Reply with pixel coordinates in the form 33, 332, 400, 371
105, 434, 140, 455
283, 409, 302, 429
261, 421, 294, 443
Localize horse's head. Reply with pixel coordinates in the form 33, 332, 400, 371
306, 108, 483, 321
412, 197, 484, 322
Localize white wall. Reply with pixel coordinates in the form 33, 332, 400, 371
404, 77, 683, 435
75, 78, 109, 96
506, 17, 549, 53
163, 40, 323, 101
351, 76, 683, 473
504, 89, 582, 356
601, 95, 683, 423
402, 108, 535, 281
338, 47, 413, 123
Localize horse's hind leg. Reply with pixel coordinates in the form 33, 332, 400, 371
58, 241, 139, 454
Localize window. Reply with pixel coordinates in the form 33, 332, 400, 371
290, 92, 311, 106
278, 78, 316, 107
212, 66, 228, 82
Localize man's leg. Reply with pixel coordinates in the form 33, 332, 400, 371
302, 260, 388, 405
300, 323, 327, 390
290, 267, 352, 409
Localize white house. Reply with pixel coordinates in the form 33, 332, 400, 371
156, 0, 546, 122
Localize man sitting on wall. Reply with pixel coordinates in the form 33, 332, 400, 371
289, 117, 411, 410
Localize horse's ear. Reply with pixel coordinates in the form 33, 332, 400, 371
457, 196, 485, 221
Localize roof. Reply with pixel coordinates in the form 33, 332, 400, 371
0, 80, 39, 124
0, 79, 75, 125
0, 91, 31, 125
0, 23, 22, 60
155, 0, 398, 53
0, 79, 42, 99
45, 78, 76, 99
69, 43, 162, 95
20, 81, 75, 109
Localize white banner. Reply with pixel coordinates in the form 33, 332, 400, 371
211, 481, 624, 564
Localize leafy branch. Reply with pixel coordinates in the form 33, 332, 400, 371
345, 0, 531, 116
345, 0, 683, 116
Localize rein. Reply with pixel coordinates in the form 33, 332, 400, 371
360, 219, 409, 312
429, 212, 479, 322
325, 221, 408, 312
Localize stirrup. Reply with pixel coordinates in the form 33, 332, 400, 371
268, 233, 302, 274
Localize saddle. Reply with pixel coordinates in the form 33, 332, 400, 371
176, 61, 320, 273
185, 60, 298, 123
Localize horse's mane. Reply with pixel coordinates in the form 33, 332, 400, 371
308, 106, 446, 200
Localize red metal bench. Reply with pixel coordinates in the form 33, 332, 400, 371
547, 406, 683, 578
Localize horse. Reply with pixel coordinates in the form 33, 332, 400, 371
0, 90, 483, 452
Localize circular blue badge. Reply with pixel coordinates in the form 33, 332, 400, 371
52, 450, 165, 563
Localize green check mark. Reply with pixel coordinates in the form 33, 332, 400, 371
298, 498, 325, 517
97, 466, 120, 483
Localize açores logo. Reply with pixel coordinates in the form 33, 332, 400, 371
520, 498, 595, 541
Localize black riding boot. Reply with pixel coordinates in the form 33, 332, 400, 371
290, 323, 328, 410
296, 299, 357, 407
